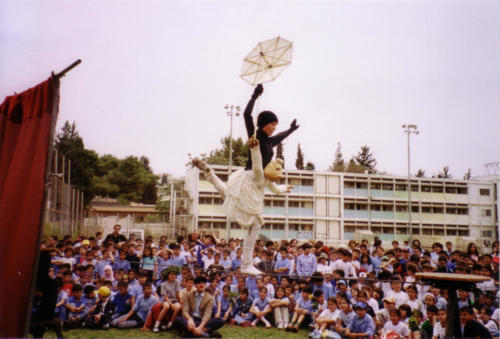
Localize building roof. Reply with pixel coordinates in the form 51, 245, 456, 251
88, 205, 156, 213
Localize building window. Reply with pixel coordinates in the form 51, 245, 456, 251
230, 222, 241, 229
480, 188, 490, 196
422, 206, 432, 213
411, 206, 419, 213
446, 207, 457, 214
458, 230, 469, 236
213, 198, 223, 205
457, 187, 468, 194
481, 209, 492, 217
356, 182, 368, 189
302, 179, 314, 186
382, 205, 394, 212
446, 229, 457, 236
431, 186, 443, 193
273, 201, 284, 207
433, 207, 444, 214
396, 205, 408, 212
395, 184, 407, 191
457, 207, 468, 215
421, 185, 431, 192
345, 203, 355, 210
483, 230, 492, 238
445, 186, 456, 194
344, 181, 355, 188
289, 201, 300, 207
382, 183, 393, 190
199, 197, 212, 204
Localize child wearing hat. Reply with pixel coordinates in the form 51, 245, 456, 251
84, 286, 115, 329
345, 302, 375, 339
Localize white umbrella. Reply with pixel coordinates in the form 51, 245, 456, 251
240, 36, 293, 86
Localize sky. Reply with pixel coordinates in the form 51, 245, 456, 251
1, 0, 499, 179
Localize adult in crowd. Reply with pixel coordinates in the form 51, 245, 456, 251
174, 276, 224, 337
103, 224, 127, 245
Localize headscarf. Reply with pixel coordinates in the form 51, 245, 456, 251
101, 264, 115, 281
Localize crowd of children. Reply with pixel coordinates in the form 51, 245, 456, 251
39, 226, 500, 338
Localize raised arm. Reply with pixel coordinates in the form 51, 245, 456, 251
269, 119, 299, 146
244, 84, 264, 138
249, 137, 264, 183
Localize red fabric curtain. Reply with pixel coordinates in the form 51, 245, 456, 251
0, 77, 59, 337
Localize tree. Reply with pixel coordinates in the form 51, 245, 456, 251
305, 162, 315, 170
415, 169, 426, 177
346, 158, 366, 173
436, 166, 452, 179
354, 145, 377, 171
55, 121, 99, 205
329, 142, 345, 172
204, 137, 248, 167
276, 143, 284, 167
295, 143, 304, 170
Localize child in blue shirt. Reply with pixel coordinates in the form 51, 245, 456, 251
65, 284, 86, 328
215, 285, 233, 323
232, 288, 253, 326
250, 287, 272, 328
287, 286, 312, 332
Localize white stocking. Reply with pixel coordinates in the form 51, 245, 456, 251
242, 223, 260, 268
203, 168, 227, 200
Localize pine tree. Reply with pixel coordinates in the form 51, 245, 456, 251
305, 162, 315, 170
329, 142, 345, 172
437, 166, 452, 178
295, 143, 304, 170
346, 158, 366, 173
276, 143, 284, 168
415, 169, 425, 177
354, 145, 377, 171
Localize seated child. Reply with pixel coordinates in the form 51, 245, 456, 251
112, 281, 132, 320
479, 307, 499, 337
84, 286, 115, 329
287, 286, 313, 332
311, 289, 327, 324
215, 286, 233, 323
55, 277, 68, 321
309, 296, 340, 339
250, 287, 272, 328
432, 308, 447, 339
65, 284, 86, 328
153, 270, 181, 332
335, 297, 355, 336
269, 286, 290, 329
232, 288, 253, 327
345, 302, 375, 339
381, 309, 410, 338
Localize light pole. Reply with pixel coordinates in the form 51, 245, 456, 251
402, 124, 419, 243
224, 104, 240, 238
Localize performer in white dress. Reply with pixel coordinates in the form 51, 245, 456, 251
192, 136, 291, 275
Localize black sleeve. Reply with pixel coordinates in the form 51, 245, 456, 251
243, 97, 257, 138
268, 127, 295, 147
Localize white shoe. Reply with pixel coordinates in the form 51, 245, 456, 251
153, 327, 159, 333
241, 264, 263, 276
277, 321, 283, 329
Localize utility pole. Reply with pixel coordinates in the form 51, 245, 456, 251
224, 104, 240, 238
402, 124, 419, 243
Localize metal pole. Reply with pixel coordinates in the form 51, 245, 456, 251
403, 124, 418, 244
224, 104, 240, 239
407, 131, 412, 244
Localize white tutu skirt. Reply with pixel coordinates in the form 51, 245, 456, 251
223, 169, 264, 228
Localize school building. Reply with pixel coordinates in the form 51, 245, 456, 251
184, 165, 499, 250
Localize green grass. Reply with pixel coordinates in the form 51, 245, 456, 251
42, 324, 310, 338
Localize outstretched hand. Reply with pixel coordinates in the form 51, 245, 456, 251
252, 84, 263, 99
248, 136, 259, 148
290, 119, 300, 131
